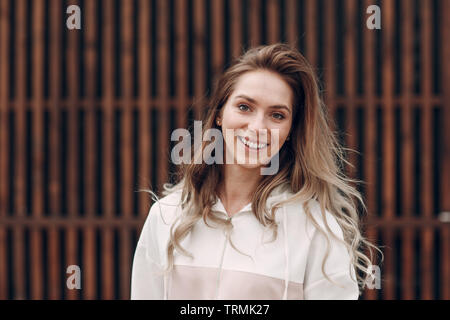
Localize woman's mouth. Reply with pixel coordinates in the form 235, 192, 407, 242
237, 136, 269, 150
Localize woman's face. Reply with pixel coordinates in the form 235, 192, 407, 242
218, 70, 294, 170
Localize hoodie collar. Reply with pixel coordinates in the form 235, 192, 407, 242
211, 197, 252, 218
211, 182, 292, 218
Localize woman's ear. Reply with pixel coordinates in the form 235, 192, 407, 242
216, 117, 221, 126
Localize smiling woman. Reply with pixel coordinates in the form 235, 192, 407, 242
131, 43, 383, 300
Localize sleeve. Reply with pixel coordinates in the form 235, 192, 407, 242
303, 213, 360, 300
130, 202, 165, 300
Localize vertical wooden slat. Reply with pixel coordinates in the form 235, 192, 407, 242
175, 0, 188, 128
120, 0, 134, 299
32, 0, 45, 218
65, 227, 78, 299
419, 0, 434, 300
266, 0, 279, 44
249, 0, 261, 47
83, 0, 98, 300
13, 227, 25, 299
362, 0, 379, 301
173, 0, 188, 191
324, 0, 337, 122
66, 0, 80, 219
381, 0, 396, 300
285, 0, 297, 47
138, 0, 151, 218
212, 0, 224, 77
83, 227, 95, 299
156, 0, 169, 192
48, 227, 60, 299
49, 0, 62, 300
304, 0, 317, 68
400, 0, 414, 300
420, 226, 433, 299
441, 0, 450, 301
0, 0, 10, 300
344, 0, 357, 179
15, 0, 27, 217
102, 0, 115, 300
193, 0, 207, 119
66, 0, 80, 300
230, 0, 243, 59
119, 226, 131, 299
30, 0, 45, 300
401, 226, 414, 300
13, 0, 27, 300
0, 0, 9, 216
102, 225, 113, 299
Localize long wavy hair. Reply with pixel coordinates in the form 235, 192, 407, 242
143, 43, 383, 295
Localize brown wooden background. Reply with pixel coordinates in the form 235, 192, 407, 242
0, 0, 449, 300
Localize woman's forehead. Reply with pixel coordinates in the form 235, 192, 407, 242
231, 70, 293, 108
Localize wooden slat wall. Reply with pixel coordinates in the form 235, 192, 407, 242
0, 0, 448, 300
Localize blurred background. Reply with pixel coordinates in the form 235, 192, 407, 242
0, 0, 449, 300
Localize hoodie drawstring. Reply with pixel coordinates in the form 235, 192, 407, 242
282, 194, 289, 300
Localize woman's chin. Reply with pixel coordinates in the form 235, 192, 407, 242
236, 162, 262, 170
232, 155, 269, 170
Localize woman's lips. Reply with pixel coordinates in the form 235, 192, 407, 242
237, 136, 269, 150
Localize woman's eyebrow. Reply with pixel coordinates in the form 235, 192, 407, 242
234, 94, 291, 114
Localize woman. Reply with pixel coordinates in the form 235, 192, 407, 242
131, 43, 382, 300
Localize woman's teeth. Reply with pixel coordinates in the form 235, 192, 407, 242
238, 136, 268, 150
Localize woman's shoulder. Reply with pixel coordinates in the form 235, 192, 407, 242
147, 188, 184, 226
276, 188, 344, 241
302, 198, 345, 241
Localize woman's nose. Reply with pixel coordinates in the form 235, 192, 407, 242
247, 114, 266, 131
247, 116, 268, 140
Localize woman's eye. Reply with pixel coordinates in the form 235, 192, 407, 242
272, 113, 285, 120
238, 104, 250, 111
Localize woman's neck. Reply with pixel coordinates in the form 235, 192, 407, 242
217, 164, 262, 216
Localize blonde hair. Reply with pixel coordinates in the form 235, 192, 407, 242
142, 43, 383, 295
